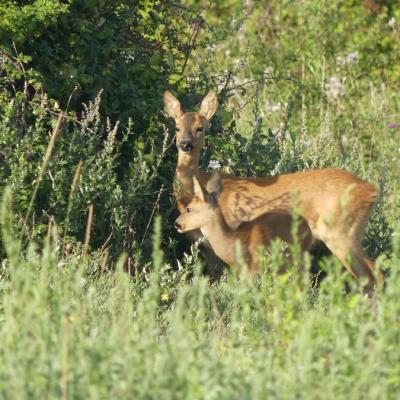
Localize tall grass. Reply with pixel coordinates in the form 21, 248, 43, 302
1, 204, 400, 398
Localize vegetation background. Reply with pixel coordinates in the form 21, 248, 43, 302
0, 0, 399, 398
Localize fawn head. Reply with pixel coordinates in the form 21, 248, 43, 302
174, 173, 223, 233
164, 91, 218, 154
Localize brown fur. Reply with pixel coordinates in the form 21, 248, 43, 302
175, 175, 312, 273
164, 91, 381, 294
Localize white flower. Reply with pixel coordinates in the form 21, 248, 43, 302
325, 76, 345, 99
346, 51, 359, 65
264, 66, 274, 75
336, 51, 359, 66
265, 102, 281, 112
388, 17, 396, 28
208, 160, 221, 169
233, 59, 244, 69
336, 55, 345, 65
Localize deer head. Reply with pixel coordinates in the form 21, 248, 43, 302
164, 91, 218, 154
174, 173, 223, 233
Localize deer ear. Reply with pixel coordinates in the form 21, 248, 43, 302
164, 91, 183, 120
199, 91, 218, 120
193, 176, 207, 202
206, 172, 223, 204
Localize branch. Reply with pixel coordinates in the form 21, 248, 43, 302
225, 73, 300, 93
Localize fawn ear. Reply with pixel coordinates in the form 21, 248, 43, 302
164, 91, 183, 120
199, 91, 218, 120
193, 176, 207, 202
206, 172, 223, 205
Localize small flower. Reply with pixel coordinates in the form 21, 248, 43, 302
340, 134, 349, 148
264, 66, 274, 75
387, 122, 398, 129
208, 160, 221, 169
325, 76, 345, 99
388, 17, 396, 28
265, 102, 281, 112
161, 293, 170, 302
346, 51, 359, 65
336, 52, 359, 66
336, 55, 345, 65
233, 58, 244, 69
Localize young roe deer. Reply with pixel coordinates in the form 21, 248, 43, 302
174, 173, 311, 273
164, 90, 381, 294
164, 91, 313, 276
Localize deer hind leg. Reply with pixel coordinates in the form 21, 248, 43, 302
318, 207, 378, 295
324, 237, 376, 295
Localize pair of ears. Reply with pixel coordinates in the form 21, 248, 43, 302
163, 91, 219, 121
193, 173, 223, 205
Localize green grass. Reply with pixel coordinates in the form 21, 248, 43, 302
0, 216, 400, 399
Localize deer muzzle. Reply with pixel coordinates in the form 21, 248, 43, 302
179, 140, 194, 153
174, 220, 183, 232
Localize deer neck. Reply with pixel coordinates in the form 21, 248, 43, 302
174, 151, 201, 209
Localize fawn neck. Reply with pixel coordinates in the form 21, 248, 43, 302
200, 209, 238, 265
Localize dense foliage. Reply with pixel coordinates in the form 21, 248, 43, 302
0, 1, 400, 397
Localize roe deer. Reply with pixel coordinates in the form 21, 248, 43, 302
164, 90, 381, 294
174, 174, 312, 272
164, 91, 313, 277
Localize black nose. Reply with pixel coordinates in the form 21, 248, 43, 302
180, 140, 193, 153
174, 221, 182, 230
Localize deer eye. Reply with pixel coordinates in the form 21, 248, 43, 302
196, 127, 203, 133
176, 127, 180, 131
186, 207, 192, 213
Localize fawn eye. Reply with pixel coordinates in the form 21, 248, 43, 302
186, 207, 192, 213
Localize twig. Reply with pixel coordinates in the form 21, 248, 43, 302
62, 160, 84, 254
171, 3, 211, 30
43, 107, 96, 134
101, 250, 109, 273
12, 42, 27, 77
0, 48, 18, 65
65, 86, 78, 112
84, 204, 94, 253
225, 73, 299, 93
100, 232, 113, 252
181, 16, 203, 76
165, 133, 177, 152
219, 72, 233, 99
23, 112, 65, 233
140, 185, 164, 246
47, 220, 53, 246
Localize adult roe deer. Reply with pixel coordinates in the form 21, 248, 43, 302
164, 91, 313, 277
175, 173, 311, 272
164, 90, 381, 294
